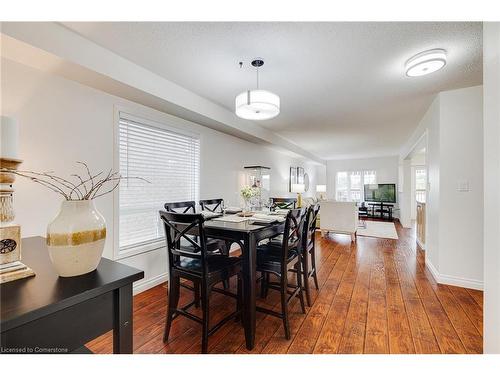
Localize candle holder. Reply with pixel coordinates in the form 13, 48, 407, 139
0, 157, 35, 283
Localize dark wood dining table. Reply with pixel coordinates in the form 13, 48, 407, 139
200, 216, 285, 350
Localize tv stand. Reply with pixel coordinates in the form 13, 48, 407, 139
362, 202, 394, 221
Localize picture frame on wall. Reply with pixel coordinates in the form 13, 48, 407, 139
297, 167, 304, 184
289, 167, 297, 192
289, 166, 305, 192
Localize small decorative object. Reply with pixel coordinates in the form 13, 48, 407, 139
0, 115, 35, 283
5, 162, 147, 277
240, 185, 258, 216
291, 183, 305, 208
316, 185, 327, 200
244, 166, 270, 209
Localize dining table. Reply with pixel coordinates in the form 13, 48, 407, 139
185, 212, 286, 350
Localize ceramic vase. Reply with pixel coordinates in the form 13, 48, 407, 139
46, 200, 106, 277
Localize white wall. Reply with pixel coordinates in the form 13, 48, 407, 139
483, 22, 500, 354
439, 86, 483, 284
1, 58, 326, 293
399, 86, 483, 290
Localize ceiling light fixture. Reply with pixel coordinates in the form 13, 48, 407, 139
235, 59, 280, 120
405, 49, 447, 77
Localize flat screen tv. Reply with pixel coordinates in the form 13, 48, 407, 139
364, 183, 396, 203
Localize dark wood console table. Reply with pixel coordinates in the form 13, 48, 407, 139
1, 236, 144, 354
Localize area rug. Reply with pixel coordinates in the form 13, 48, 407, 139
357, 221, 398, 240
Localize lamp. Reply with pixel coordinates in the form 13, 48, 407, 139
0, 116, 35, 283
316, 184, 327, 200
405, 49, 447, 77
291, 183, 305, 208
235, 59, 280, 120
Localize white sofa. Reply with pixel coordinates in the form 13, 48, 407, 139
319, 201, 358, 242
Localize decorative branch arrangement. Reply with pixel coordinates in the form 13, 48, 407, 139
1, 161, 148, 200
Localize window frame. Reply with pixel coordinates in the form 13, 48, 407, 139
415, 166, 427, 203
112, 106, 201, 260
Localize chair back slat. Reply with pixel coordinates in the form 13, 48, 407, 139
302, 203, 320, 249
164, 201, 196, 214
270, 197, 297, 210
199, 199, 224, 213
280, 208, 307, 270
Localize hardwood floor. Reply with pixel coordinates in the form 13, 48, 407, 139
87, 221, 483, 354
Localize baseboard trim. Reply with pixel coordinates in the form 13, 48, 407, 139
425, 260, 483, 290
133, 272, 168, 295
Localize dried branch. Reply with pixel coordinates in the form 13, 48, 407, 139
1, 162, 148, 201
71, 174, 88, 197
69, 171, 103, 200
42, 170, 83, 199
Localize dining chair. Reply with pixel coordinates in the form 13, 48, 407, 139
164, 200, 230, 293
164, 200, 196, 214
159, 210, 242, 354
301, 203, 321, 306
257, 208, 307, 339
199, 198, 224, 213
270, 197, 297, 210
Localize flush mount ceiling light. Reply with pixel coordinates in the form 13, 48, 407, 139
235, 59, 280, 120
405, 49, 447, 77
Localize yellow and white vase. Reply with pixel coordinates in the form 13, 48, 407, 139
47, 200, 106, 277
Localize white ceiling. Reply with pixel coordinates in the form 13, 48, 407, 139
62, 22, 482, 160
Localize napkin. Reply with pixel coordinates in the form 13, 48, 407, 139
200, 211, 222, 219
252, 214, 286, 223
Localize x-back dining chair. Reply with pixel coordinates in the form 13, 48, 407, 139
159, 210, 242, 353
164, 200, 196, 214
301, 203, 321, 306
270, 197, 297, 211
257, 208, 307, 339
199, 198, 224, 213
164, 200, 230, 294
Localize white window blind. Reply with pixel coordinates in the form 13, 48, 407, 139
335, 170, 377, 202
119, 113, 200, 251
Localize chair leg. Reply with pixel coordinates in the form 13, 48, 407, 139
164, 275, 180, 343
302, 250, 312, 307
194, 280, 201, 308
260, 271, 269, 299
310, 247, 319, 290
295, 261, 306, 314
280, 275, 291, 340
201, 282, 211, 354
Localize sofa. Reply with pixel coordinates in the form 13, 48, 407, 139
318, 200, 358, 242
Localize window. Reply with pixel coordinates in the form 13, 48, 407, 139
118, 113, 200, 252
415, 167, 426, 203
335, 170, 377, 202
336, 171, 349, 201
349, 171, 362, 202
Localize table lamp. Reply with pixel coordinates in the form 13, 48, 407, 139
316, 184, 327, 200
291, 183, 305, 208
0, 115, 35, 283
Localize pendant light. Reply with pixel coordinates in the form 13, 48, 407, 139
235, 59, 280, 120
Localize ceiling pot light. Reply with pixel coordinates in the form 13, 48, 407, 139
235, 59, 280, 120
405, 49, 447, 77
